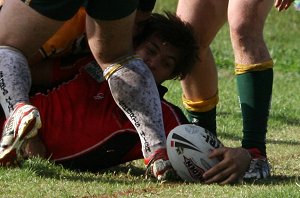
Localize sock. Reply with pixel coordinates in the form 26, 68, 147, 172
104, 57, 165, 158
0, 46, 31, 117
186, 108, 217, 136
182, 93, 218, 136
237, 69, 273, 156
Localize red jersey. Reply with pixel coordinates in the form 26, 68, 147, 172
28, 56, 187, 171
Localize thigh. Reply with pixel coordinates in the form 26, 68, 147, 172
176, 0, 228, 46
0, 0, 66, 57
228, 0, 273, 63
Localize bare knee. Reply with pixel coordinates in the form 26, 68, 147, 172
228, 0, 272, 51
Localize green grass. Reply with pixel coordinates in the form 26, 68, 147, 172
1, 1, 300, 197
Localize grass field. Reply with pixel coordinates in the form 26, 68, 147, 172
1, 1, 300, 198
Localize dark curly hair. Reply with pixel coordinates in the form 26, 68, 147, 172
134, 12, 199, 80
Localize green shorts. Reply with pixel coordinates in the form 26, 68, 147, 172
21, 0, 139, 21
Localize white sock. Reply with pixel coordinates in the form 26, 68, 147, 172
104, 57, 166, 158
0, 46, 31, 117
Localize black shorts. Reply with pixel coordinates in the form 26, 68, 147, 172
21, 0, 139, 21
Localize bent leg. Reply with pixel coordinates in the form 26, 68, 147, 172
176, 0, 228, 134
0, 0, 63, 116
86, 12, 166, 158
0, 0, 70, 165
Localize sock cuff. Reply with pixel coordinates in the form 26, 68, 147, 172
235, 59, 273, 75
182, 92, 218, 112
103, 55, 140, 80
0, 46, 26, 59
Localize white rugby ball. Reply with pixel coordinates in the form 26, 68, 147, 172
166, 124, 223, 182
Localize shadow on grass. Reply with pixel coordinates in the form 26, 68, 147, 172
243, 175, 299, 185
218, 103, 300, 128
20, 158, 188, 185
271, 114, 300, 126
219, 132, 300, 146
21, 158, 147, 184
8, 158, 298, 187
217, 111, 300, 146
99, 162, 145, 176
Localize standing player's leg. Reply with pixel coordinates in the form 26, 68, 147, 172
85, 1, 172, 180
0, 0, 75, 165
176, 0, 228, 135
228, 0, 274, 179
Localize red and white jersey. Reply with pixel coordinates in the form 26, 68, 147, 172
29, 56, 187, 165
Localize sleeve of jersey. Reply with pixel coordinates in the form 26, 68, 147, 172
161, 100, 189, 136
39, 7, 86, 58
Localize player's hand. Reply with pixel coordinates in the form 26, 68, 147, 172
274, 0, 294, 11
202, 147, 251, 185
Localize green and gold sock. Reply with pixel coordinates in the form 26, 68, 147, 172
186, 108, 217, 136
237, 69, 273, 155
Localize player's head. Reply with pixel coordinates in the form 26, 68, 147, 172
134, 12, 198, 84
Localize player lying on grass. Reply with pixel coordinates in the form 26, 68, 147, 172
0, 12, 197, 179
0, 11, 251, 184
0, 0, 179, 182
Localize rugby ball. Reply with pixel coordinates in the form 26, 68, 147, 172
166, 124, 223, 182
